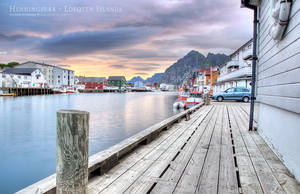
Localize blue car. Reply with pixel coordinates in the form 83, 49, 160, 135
212, 87, 251, 102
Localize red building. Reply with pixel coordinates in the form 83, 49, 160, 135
78, 77, 107, 89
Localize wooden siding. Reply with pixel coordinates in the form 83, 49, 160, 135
257, 0, 300, 114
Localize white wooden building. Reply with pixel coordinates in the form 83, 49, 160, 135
2, 68, 47, 88
214, 39, 253, 93
15, 61, 75, 88
251, 0, 300, 181
0, 72, 2, 88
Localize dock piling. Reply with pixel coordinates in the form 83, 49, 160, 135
56, 110, 89, 194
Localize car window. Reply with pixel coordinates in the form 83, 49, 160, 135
226, 88, 235, 93
235, 88, 243, 92
242, 88, 250, 92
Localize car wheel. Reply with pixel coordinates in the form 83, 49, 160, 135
242, 96, 249, 103
217, 96, 223, 102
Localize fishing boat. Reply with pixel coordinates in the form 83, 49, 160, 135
173, 88, 189, 109
66, 87, 75, 94
53, 88, 66, 94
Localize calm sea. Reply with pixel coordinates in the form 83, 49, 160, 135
0, 92, 180, 193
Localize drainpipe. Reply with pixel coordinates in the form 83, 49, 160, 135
241, 1, 258, 131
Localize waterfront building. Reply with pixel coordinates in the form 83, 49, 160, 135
14, 61, 75, 88
243, 0, 300, 181
133, 81, 145, 87
192, 69, 218, 93
77, 77, 106, 90
0, 72, 2, 88
2, 68, 47, 88
214, 39, 253, 93
108, 76, 126, 88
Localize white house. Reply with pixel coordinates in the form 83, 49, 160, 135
243, 0, 300, 181
2, 68, 47, 88
0, 72, 2, 88
214, 39, 253, 93
14, 61, 75, 88
134, 81, 145, 87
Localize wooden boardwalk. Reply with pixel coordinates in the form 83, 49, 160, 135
87, 102, 300, 194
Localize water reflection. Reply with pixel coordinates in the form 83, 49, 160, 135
0, 92, 178, 193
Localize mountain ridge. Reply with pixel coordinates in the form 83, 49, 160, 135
160, 51, 230, 85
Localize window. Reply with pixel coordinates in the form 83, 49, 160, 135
226, 88, 235, 93
58, 75, 60, 78
243, 88, 250, 92
235, 88, 243, 92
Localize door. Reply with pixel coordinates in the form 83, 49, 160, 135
223, 88, 235, 100
233, 88, 244, 100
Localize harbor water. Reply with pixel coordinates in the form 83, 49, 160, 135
0, 92, 180, 193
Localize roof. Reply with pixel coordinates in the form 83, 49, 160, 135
20, 61, 73, 72
78, 77, 106, 82
3, 68, 38, 75
108, 76, 126, 81
229, 39, 253, 58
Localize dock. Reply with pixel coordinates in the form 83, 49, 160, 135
1, 87, 53, 96
17, 102, 300, 194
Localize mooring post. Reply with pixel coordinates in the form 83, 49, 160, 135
56, 110, 89, 194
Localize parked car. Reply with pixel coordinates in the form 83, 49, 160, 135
212, 87, 251, 102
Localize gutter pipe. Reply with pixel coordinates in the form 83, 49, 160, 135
242, 1, 258, 131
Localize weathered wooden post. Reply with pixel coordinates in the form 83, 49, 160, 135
56, 110, 89, 194
204, 93, 210, 105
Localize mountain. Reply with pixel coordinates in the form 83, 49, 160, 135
145, 73, 164, 84
160, 51, 230, 85
128, 76, 144, 83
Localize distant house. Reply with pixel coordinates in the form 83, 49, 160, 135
193, 69, 218, 93
134, 81, 145, 87
214, 39, 253, 93
2, 68, 47, 88
108, 76, 126, 88
78, 77, 106, 90
0, 72, 2, 88
15, 61, 75, 88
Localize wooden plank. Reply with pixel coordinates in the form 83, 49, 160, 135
218, 105, 239, 194
257, 66, 300, 88
171, 106, 223, 193
122, 106, 217, 194
231, 106, 285, 194
257, 82, 300, 99
258, 52, 300, 80
250, 132, 300, 194
195, 105, 223, 193
227, 105, 264, 194
150, 105, 220, 193
98, 106, 214, 193
87, 107, 210, 193
256, 95, 300, 114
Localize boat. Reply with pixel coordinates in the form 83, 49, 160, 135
185, 92, 203, 109
53, 88, 66, 94
66, 87, 75, 94
173, 88, 189, 109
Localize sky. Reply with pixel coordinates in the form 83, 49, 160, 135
0, 0, 253, 79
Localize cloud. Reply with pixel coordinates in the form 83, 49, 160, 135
135, 72, 148, 75
0, 34, 27, 41
36, 27, 157, 57
111, 64, 127, 69
110, 62, 161, 72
